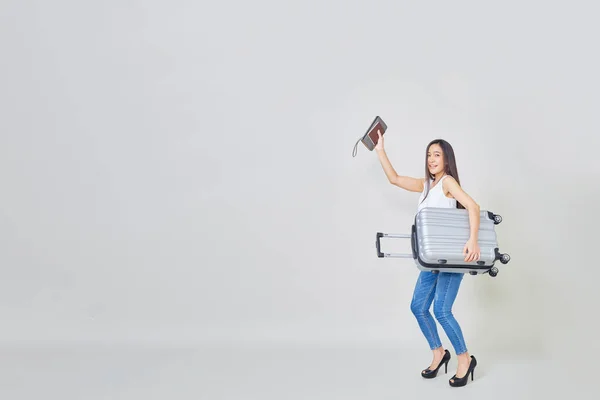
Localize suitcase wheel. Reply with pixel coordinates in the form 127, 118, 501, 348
500, 253, 511, 264
488, 212, 503, 224
489, 266, 499, 277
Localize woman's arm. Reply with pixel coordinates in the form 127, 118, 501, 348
374, 130, 424, 193
443, 176, 481, 262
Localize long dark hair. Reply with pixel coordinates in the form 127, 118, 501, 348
420, 139, 465, 209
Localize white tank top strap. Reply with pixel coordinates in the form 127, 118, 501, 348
432, 174, 450, 190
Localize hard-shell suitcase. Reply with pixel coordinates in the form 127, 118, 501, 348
376, 207, 511, 277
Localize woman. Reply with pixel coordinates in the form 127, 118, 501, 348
374, 130, 480, 387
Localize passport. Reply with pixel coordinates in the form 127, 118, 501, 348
352, 116, 388, 157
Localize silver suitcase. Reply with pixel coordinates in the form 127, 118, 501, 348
376, 207, 511, 277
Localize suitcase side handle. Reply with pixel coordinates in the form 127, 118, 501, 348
411, 224, 417, 259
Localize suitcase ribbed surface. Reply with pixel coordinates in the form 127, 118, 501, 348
415, 207, 499, 267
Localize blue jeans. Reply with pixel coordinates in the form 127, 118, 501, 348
410, 271, 468, 355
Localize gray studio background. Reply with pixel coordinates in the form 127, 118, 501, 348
1, 0, 599, 397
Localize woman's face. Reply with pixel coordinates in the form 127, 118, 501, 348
427, 144, 445, 176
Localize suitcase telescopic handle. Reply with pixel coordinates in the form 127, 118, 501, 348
376, 232, 384, 257
376, 232, 414, 258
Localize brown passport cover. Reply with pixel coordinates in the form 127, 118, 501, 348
368, 121, 385, 144
362, 116, 387, 150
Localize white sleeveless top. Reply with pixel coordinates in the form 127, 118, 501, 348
417, 175, 456, 212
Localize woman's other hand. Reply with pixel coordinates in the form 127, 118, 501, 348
463, 237, 481, 262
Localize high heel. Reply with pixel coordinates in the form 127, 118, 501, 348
449, 355, 477, 387
421, 350, 451, 379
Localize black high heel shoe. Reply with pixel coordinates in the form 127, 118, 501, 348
449, 355, 477, 387
421, 349, 451, 379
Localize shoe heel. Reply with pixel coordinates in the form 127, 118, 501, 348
449, 355, 477, 387
421, 350, 451, 379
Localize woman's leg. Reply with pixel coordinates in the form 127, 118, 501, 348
432, 272, 467, 354
410, 271, 446, 371
432, 272, 472, 382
